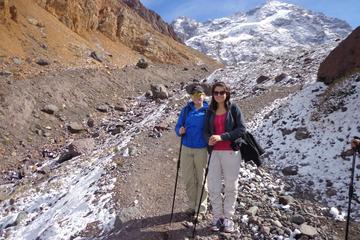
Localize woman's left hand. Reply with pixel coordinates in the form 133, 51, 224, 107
209, 135, 222, 145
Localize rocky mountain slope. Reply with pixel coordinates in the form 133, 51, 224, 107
0, 0, 220, 79
318, 26, 360, 84
0, 0, 221, 177
172, 0, 352, 65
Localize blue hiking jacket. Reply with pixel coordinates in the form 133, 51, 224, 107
175, 101, 208, 148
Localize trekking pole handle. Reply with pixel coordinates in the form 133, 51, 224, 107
352, 137, 360, 153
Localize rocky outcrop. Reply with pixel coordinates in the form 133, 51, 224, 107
122, 0, 181, 42
35, 0, 180, 42
318, 27, 360, 84
98, 7, 117, 40
0, 0, 9, 23
35, 0, 100, 33
32, 0, 195, 64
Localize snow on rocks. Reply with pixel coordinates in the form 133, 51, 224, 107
172, 0, 351, 66
0, 88, 185, 239
253, 74, 360, 218
199, 42, 360, 239
226, 163, 338, 239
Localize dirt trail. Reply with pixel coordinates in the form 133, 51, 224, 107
101, 82, 360, 240
101, 85, 304, 239
0, 64, 215, 179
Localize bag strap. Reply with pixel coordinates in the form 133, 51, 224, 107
182, 105, 190, 127
230, 104, 238, 129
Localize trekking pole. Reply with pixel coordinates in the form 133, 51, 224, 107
192, 150, 212, 238
345, 145, 359, 240
170, 137, 183, 225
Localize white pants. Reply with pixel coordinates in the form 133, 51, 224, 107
208, 150, 241, 219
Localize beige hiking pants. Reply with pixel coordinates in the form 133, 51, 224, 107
180, 146, 208, 214
208, 150, 242, 219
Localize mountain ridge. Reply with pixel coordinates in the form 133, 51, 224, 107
0, 0, 220, 79
172, 0, 352, 65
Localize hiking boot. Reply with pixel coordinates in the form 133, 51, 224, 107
223, 218, 235, 233
184, 208, 195, 217
193, 212, 206, 222
182, 221, 194, 228
209, 218, 222, 232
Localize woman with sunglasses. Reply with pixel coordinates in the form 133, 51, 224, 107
204, 81, 246, 233
175, 85, 209, 220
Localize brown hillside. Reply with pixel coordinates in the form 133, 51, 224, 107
0, 0, 221, 179
318, 26, 360, 84
0, 0, 220, 78
121, 0, 182, 42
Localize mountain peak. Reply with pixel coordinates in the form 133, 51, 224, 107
172, 1, 352, 65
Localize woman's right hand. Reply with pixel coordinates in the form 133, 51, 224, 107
209, 135, 221, 146
179, 127, 186, 135
351, 138, 360, 149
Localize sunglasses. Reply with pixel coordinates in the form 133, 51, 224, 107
191, 92, 204, 97
213, 91, 226, 96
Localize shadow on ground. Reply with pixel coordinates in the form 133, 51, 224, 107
102, 212, 216, 240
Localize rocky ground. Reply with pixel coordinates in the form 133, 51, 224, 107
0, 62, 216, 182
100, 83, 360, 240
1, 53, 360, 240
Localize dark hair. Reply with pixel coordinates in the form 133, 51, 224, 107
209, 81, 231, 111
190, 84, 205, 94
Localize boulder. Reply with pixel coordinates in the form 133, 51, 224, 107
295, 127, 311, 140
68, 138, 95, 156
96, 105, 108, 112
279, 195, 294, 205
87, 118, 95, 127
114, 103, 127, 112
291, 214, 306, 225
58, 138, 95, 164
90, 51, 104, 62
256, 75, 270, 84
136, 58, 148, 69
150, 84, 168, 99
246, 206, 259, 217
300, 224, 318, 237
0, 70, 12, 77
282, 166, 298, 176
41, 104, 59, 114
36, 59, 50, 66
145, 90, 153, 98
67, 122, 86, 133
275, 73, 288, 83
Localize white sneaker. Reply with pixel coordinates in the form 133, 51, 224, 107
209, 218, 222, 232
223, 218, 235, 233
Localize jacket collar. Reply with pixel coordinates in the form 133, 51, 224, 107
187, 101, 208, 111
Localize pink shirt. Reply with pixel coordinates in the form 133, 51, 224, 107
213, 113, 232, 150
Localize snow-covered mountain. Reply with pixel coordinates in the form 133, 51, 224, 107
172, 0, 352, 65
205, 59, 360, 220
200, 20, 360, 218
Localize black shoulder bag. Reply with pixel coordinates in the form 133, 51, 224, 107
229, 105, 264, 166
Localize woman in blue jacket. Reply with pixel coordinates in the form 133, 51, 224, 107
175, 85, 208, 219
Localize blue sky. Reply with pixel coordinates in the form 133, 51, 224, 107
140, 0, 359, 28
